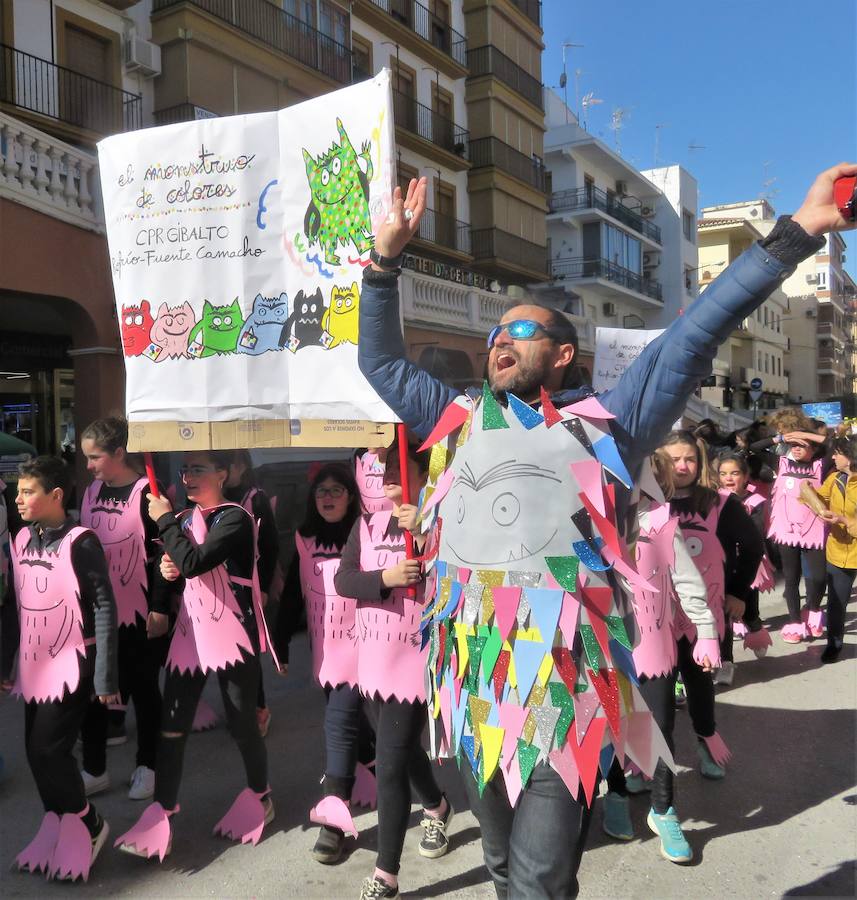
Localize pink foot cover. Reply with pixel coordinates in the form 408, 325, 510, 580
213, 788, 271, 846
114, 802, 177, 861
732, 621, 748, 638
781, 622, 808, 642
309, 796, 358, 838
807, 610, 824, 636
744, 628, 772, 652
702, 732, 732, 767
352, 762, 377, 810
49, 809, 95, 882
16, 812, 60, 874
192, 698, 219, 731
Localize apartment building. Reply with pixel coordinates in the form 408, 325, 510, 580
697, 206, 789, 413
0, 0, 548, 460
537, 90, 697, 375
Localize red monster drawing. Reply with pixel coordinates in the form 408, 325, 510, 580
120, 300, 155, 357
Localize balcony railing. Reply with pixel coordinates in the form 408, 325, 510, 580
0, 42, 141, 135
469, 136, 546, 192
362, 0, 467, 67
549, 186, 662, 244
550, 256, 663, 303
508, 0, 541, 26
467, 45, 543, 110
471, 227, 547, 275
152, 0, 352, 84
415, 207, 471, 254
392, 89, 468, 158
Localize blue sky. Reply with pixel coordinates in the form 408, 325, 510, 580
542, 0, 857, 278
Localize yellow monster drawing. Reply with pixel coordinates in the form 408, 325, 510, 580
322, 282, 360, 347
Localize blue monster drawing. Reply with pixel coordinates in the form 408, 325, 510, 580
237, 293, 289, 356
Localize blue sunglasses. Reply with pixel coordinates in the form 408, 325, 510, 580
486, 319, 562, 349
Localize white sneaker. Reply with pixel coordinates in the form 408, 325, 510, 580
713, 661, 735, 686
128, 766, 156, 801
81, 769, 110, 797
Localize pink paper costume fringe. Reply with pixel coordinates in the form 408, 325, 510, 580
192, 697, 219, 731
744, 628, 772, 652
352, 761, 377, 809
767, 457, 825, 549
16, 811, 60, 874
693, 637, 721, 670
807, 609, 824, 634
115, 802, 177, 861
11, 527, 90, 703
732, 620, 748, 638
309, 796, 358, 838
701, 732, 732, 767
781, 622, 808, 641
48, 808, 94, 882
213, 788, 271, 846
752, 555, 777, 593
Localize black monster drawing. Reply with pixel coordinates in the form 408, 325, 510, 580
279, 287, 326, 351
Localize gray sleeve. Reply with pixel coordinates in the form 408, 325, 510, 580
73, 533, 118, 696
671, 530, 718, 641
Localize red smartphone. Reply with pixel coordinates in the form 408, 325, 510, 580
833, 174, 857, 221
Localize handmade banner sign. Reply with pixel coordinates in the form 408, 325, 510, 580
418, 387, 674, 805
98, 72, 398, 450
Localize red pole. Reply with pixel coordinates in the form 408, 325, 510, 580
397, 422, 416, 597
144, 451, 160, 498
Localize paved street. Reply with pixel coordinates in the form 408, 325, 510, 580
1, 586, 855, 899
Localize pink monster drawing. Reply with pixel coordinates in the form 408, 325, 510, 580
149, 302, 196, 360
11, 527, 89, 703
354, 451, 393, 514
768, 456, 826, 549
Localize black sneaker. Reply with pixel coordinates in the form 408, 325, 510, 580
312, 825, 345, 864
418, 795, 454, 859
359, 876, 399, 899
821, 642, 843, 664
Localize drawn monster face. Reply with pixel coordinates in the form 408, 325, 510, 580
150, 302, 195, 358
248, 293, 289, 328
303, 123, 362, 207
120, 300, 154, 357
192, 298, 244, 356
326, 282, 360, 345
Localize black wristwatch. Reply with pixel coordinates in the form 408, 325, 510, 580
369, 247, 404, 271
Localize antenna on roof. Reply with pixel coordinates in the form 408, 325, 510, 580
761, 160, 780, 202
581, 91, 602, 131
688, 140, 706, 152
610, 107, 631, 155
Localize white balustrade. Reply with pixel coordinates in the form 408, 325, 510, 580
0, 110, 104, 233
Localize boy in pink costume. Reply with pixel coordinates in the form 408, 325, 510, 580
354, 447, 394, 514
78, 416, 169, 802
115, 450, 276, 861
335, 440, 452, 899
767, 439, 827, 642
275, 462, 373, 864
9, 456, 118, 882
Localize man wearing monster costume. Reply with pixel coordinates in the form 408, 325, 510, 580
357, 164, 856, 899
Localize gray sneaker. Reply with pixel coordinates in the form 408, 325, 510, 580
359, 876, 399, 899
419, 795, 454, 859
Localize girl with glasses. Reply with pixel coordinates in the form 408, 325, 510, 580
115, 450, 276, 860
274, 462, 371, 864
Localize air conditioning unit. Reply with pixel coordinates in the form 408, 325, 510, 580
603, 302, 617, 316
616, 181, 629, 196
125, 38, 162, 77
805, 309, 817, 318
642, 252, 660, 267
640, 205, 656, 218
806, 273, 819, 284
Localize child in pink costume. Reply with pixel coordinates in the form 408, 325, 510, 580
603, 457, 719, 861
79, 416, 169, 801
274, 463, 373, 864
335, 440, 452, 899
115, 450, 276, 861
354, 447, 394, 515
10, 456, 118, 882
718, 452, 775, 657
767, 442, 827, 643
661, 432, 763, 776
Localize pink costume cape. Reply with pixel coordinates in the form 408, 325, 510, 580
356, 510, 426, 703
167, 504, 280, 675
767, 456, 825, 549
632, 503, 680, 678
673, 494, 727, 641
11, 526, 92, 703
355, 451, 393, 515
297, 533, 358, 689
81, 477, 149, 628
739, 490, 776, 592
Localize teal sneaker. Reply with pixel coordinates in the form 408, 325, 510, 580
625, 774, 652, 795
697, 741, 726, 780
602, 791, 634, 841
647, 807, 692, 863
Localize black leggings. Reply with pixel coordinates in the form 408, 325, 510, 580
323, 683, 375, 799
371, 697, 443, 875
154, 653, 267, 810
677, 637, 715, 739
826, 563, 856, 645
777, 543, 826, 622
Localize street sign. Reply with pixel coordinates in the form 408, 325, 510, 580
802, 401, 843, 425
749, 389, 763, 402
750, 377, 763, 390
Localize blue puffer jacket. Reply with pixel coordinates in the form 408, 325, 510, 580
359, 238, 801, 476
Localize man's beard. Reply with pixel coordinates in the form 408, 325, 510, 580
487, 354, 545, 399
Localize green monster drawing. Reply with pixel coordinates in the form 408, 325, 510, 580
186, 299, 244, 357
303, 118, 374, 266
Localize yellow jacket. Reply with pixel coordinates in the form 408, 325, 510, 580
817, 471, 857, 569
